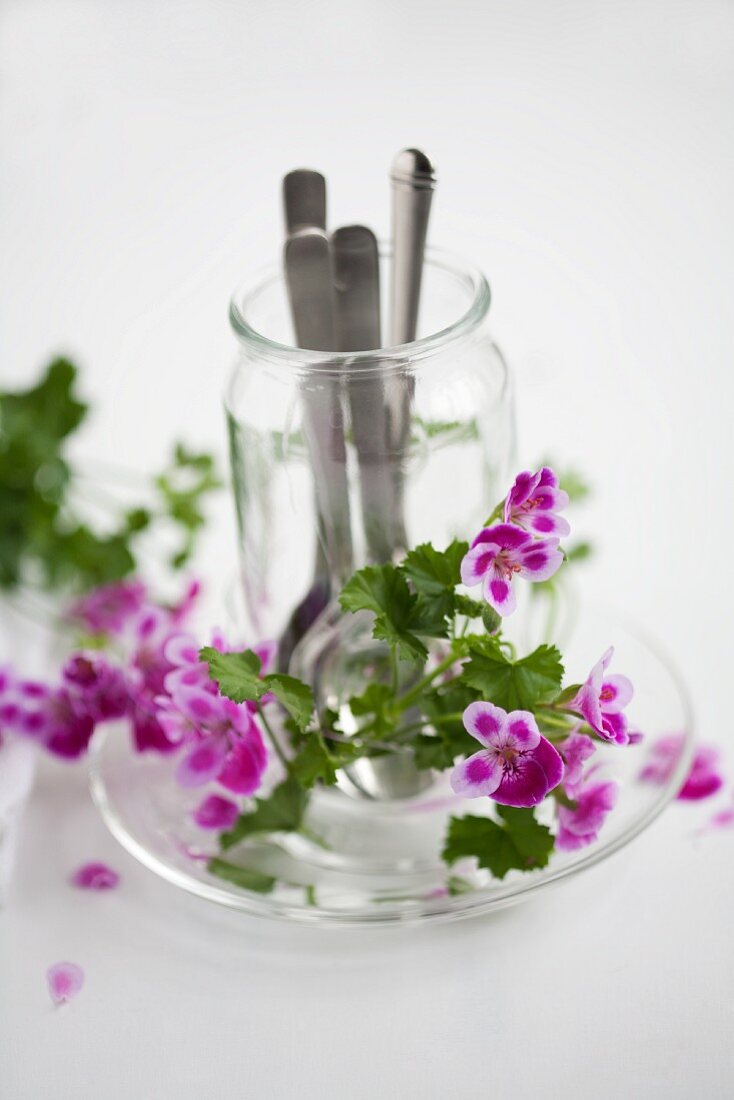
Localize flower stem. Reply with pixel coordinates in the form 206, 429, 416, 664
255, 703, 290, 772
394, 651, 460, 713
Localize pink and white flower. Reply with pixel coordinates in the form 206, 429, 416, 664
556, 769, 619, 851
450, 701, 564, 807
460, 523, 563, 616
639, 734, 724, 801
567, 647, 633, 745
191, 793, 240, 830
504, 466, 570, 538
160, 686, 268, 796
558, 730, 596, 791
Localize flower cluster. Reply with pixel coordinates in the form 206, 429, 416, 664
460, 467, 567, 616
0, 578, 275, 825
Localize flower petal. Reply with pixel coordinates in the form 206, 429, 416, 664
492, 736, 564, 807
450, 749, 502, 798
47, 962, 84, 1006
505, 711, 541, 751
600, 674, 634, 713
70, 862, 120, 890
517, 538, 563, 581
483, 569, 517, 616
216, 730, 268, 795
163, 633, 201, 669
463, 701, 506, 747
460, 544, 497, 587
176, 737, 228, 788
191, 794, 240, 830
473, 523, 532, 551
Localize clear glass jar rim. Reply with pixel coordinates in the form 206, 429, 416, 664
229, 242, 491, 370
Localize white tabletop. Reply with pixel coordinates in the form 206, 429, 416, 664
2, 2, 733, 1097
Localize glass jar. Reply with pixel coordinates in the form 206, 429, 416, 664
225, 244, 514, 797
227, 243, 512, 628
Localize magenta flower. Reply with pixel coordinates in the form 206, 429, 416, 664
69, 578, 147, 636
639, 734, 724, 801
62, 654, 128, 723
163, 686, 268, 796
163, 632, 277, 710
450, 701, 564, 807
504, 466, 570, 538
46, 962, 85, 1006
0, 679, 95, 759
556, 770, 619, 851
191, 793, 240, 830
70, 862, 120, 890
558, 730, 596, 791
568, 647, 633, 745
460, 523, 563, 616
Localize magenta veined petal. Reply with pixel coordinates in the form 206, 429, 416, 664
47, 962, 85, 1006
191, 794, 240, 830
163, 633, 201, 669
460, 544, 497, 586
176, 736, 228, 788
70, 862, 120, 890
505, 711, 541, 751
217, 731, 268, 795
473, 523, 532, 552
600, 673, 634, 713
517, 538, 563, 581
463, 701, 505, 747
450, 749, 502, 798
527, 511, 571, 538
483, 569, 517, 616
492, 736, 564, 807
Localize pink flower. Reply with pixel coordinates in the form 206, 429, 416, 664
46, 962, 84, 1005
69, 579, 147, 636
568, 647, 633, 745
504, 466, 570, 538
163, 687, 268, 796
70, 862, 120, 890
163, 632, 277, 711
460, 524, 563, 616
558, 730, 596, 791
0, 679, 95, 759
556, 770, 619, 851
639, 734, 724, 801
450, 701, 564, 807
191, 793, 240, 830
62, 654, 128, 722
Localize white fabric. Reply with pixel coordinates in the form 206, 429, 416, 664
2, 2, 733, 1096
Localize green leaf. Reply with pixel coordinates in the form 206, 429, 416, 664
220, 778, 308, 850
566, 541, 593, 563
442, 807, 555, 880
461, 639, 563, 711
412, 683, 478, 770
348, 682, 395, 739
200, 647, 265, 704
400, 540, 467, 595
290, 736, 338, 788
207, 857, 276, 893
263, 673, 314, 731
339, 564, 433, 662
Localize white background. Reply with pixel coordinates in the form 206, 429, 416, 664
2, 1, 734, 1097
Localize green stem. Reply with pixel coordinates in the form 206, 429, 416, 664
255, 703, 290, 772
395, 651, 460, 713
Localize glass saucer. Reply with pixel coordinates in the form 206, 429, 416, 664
89, 609, 694, 926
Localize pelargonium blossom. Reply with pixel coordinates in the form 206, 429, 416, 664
0, 679, 95, 759
556, 768, 619, 851
460, 524, 563, 616
504, 466, 570, 538
639, 734, 724, 801
450, 701, 564, 807
558, 730, 596, 790
68, 578, 148, 637
163, 631, 277, 709
567, 647, 633, 745
160, 685, 268, 796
